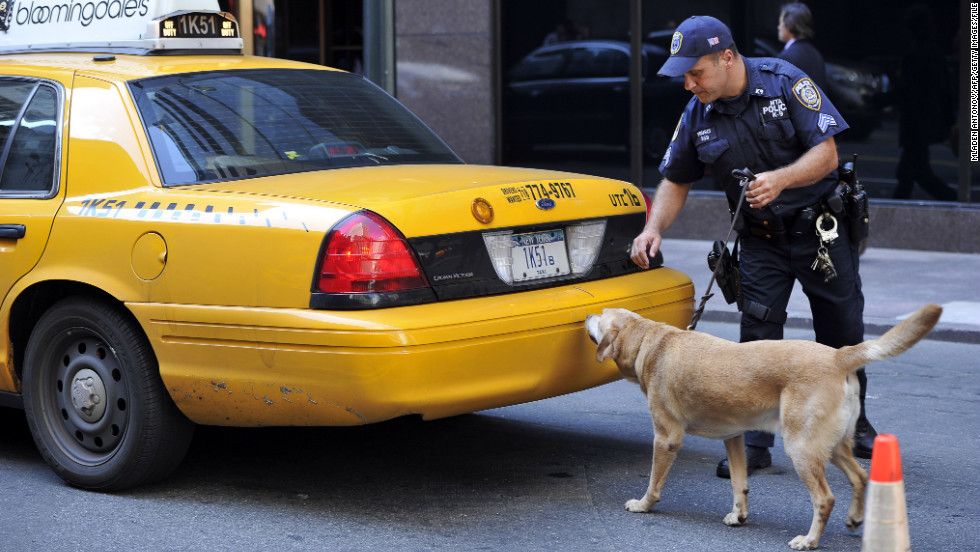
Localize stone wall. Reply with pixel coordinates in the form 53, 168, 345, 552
394, 1, 495, 164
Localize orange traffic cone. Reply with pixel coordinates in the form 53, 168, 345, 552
862, 434, 911, 551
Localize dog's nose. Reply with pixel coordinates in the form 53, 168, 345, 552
585, 315, 599, 343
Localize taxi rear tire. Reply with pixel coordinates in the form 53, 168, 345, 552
22, 297, 194, 491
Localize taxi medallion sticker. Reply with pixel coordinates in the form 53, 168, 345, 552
471, 197, 494, 224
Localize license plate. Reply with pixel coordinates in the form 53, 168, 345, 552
511, 230, 571, 282
160, 13, 239, 39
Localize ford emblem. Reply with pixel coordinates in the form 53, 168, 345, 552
536, 198, 556, 210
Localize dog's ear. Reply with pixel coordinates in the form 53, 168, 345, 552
596, 328, 620, 363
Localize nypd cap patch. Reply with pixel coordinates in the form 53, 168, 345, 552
792, 78, 822, 111
670, 32, 683, 55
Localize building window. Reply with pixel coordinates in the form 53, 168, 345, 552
249, 0, 363, 74
499, 0, 972, 202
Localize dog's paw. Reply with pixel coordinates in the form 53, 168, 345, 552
788, 535, 819, 550
624, 499, 651, 513
723, 511, 746, 526
845, 516, 863, 532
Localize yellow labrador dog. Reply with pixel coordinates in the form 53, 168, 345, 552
585, 304, 941, 550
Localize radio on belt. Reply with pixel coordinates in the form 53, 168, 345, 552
0, 0, 242, 55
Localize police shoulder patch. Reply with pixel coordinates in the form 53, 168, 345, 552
670, 32, 683, 55
792, 78, 822, 111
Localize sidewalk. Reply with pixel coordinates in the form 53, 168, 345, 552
660, 239, 980, 343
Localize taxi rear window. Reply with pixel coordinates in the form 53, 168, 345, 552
129, 69, 460, 186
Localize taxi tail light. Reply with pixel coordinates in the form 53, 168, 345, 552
317, 211, 429, 293
483, 231, 515, 284
642, 190, 652, 220
567, 220, 606, 274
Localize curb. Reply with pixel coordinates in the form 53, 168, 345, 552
699, 310, 980, 345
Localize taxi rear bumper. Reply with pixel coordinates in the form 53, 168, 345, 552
127, 269, 693, 426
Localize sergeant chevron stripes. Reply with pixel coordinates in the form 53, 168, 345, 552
817, 113, 838, 133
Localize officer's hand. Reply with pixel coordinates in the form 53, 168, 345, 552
630, 230, 662, 269
746, 172, 785, 209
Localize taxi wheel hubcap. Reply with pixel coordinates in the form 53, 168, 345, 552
46, 335, 130, 463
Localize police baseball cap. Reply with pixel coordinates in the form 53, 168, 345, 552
658, 16, 735, 77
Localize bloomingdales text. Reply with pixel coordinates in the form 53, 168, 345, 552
13, 0, 150, 28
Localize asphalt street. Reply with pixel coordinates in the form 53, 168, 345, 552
1, 321, 977, 552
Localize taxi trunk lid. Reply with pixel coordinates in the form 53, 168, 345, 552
189, 164, 654, 306
186, 164, 648, 236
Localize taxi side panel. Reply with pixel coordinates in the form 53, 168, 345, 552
0, 67, 73, 392
0, 74, 352, 391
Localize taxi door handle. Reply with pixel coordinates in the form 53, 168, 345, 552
0, 224, 26, 239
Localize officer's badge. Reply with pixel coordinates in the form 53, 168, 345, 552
0, 1, 13, 34
792, 77, 822, 111
670, 32, 683, 55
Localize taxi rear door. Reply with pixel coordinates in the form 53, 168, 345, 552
0, 69, 70, 392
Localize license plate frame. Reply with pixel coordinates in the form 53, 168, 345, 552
510, 230, 571, 283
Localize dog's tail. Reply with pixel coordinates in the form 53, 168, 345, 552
835, 304, 942, 372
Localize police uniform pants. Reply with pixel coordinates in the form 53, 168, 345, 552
738, 219, 867, 449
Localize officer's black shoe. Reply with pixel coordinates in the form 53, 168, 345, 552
716, 446, 772, 479
853, 417, 878, 459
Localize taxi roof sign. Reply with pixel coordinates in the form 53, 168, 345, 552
0, 0, 243, 54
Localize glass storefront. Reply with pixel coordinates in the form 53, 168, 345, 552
231, 0, 364, 73
500, 0, 976, 203
500, 1, 633, 182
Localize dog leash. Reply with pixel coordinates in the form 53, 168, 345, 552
687, 167, 756, 331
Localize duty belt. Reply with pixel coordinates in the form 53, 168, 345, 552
741, 215, 788, 243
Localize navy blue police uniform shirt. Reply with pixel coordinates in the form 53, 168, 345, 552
659, 57, 848, 220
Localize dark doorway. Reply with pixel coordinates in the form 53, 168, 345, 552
252, 0, 363, 74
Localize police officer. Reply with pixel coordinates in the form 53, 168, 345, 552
630, 15, 878, 479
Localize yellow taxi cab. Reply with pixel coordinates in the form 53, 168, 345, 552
0, 1, 693, 490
